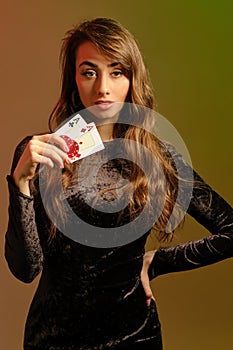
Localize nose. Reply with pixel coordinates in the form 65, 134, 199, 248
96, 73, 110, 96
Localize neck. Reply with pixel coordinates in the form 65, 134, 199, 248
97, 123, 114, 141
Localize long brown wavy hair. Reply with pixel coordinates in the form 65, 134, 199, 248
37, 18, 184, 243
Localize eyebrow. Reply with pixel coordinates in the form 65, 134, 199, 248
78, 61, 121, 68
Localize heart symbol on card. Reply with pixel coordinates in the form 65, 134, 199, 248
60, 135, 81, 160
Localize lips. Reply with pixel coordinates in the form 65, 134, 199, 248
94, 101, 114, 110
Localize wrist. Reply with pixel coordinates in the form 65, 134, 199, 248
13, 173, 31, 196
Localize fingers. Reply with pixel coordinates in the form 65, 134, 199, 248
141, 270, 153, 306
141, 250, 157, 307
35, 134, 69, 153
13, 133, 71, 188
12, 133, 71, 194
29, 134, 70, 169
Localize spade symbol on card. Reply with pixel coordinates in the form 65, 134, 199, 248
60, 135, 82, 160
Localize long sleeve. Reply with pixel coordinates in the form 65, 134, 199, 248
148, 145, 233, 279
5, 137, 44, 283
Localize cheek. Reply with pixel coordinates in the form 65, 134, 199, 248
75, 79, 90, 102
120, 80, 130, 99
75, 77, 83, 93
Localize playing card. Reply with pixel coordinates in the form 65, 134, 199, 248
77, 122, 105, 159
55, 113, 88, 139
55, 113, 105, 162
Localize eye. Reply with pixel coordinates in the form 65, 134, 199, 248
111, 70, 124, 78
81, 70, 97, 78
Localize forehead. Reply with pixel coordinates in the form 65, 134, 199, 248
76, 41, 116, 66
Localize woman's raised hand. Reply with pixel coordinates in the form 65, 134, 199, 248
13, 134, 70, 196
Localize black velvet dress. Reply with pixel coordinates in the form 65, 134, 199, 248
5, 137, 233, 350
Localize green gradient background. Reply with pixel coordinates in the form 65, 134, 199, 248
0, 1, 232, 349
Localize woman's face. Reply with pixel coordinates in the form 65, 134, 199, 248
75, 41, 130, 123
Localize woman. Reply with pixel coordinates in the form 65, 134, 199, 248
5, 17, 233, 350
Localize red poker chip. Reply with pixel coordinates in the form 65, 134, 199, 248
60, 135, 81, 160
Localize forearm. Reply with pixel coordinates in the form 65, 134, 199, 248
5, 177, 44, 283
148, 144, 233, 280
148, 232, 233, 280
